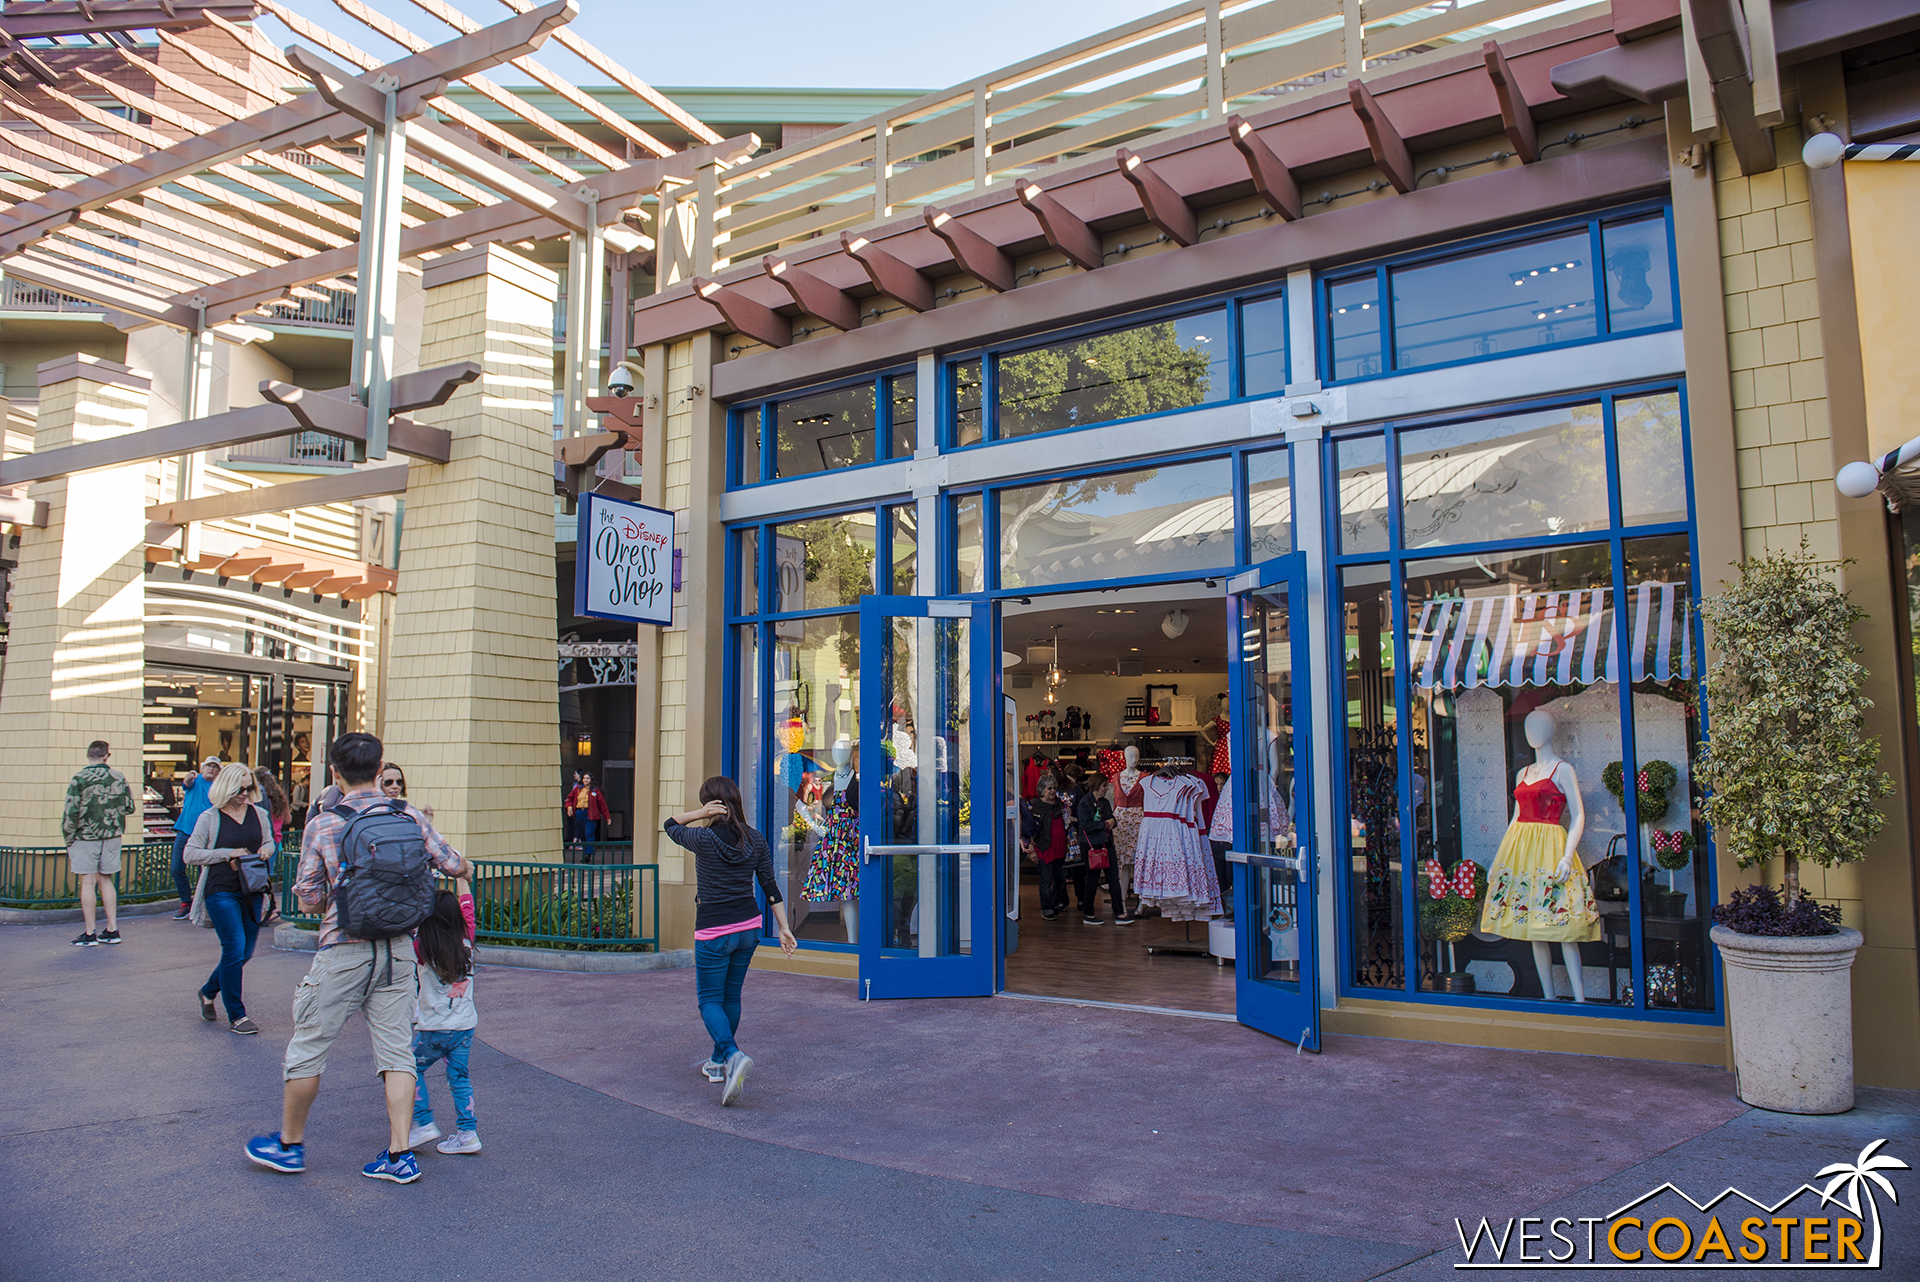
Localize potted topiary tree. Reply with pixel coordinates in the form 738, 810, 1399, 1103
1696, 543, 1893, 1114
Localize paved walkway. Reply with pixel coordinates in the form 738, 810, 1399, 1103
3, 917, 1916, 1280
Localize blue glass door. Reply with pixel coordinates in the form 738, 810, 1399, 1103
855, 596, 996, 999
1226, 554, 1320, 1049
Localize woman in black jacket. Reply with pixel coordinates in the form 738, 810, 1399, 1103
665, 776, 797, 1106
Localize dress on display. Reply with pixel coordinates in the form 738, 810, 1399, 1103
1132, 773, 1221, 921
1207, 717, 1231, 776
802, 780, 860, 903
1112, 770, 1144, 870
1479, 769, 1599, 942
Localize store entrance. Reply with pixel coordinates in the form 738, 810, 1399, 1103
1001, 586, 1240, 1015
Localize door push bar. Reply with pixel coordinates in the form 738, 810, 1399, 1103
1227, 848, 1313, 881
863, 840, 993, 861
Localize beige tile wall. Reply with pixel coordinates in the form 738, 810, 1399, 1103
380, 252, 562, 863
0, 373, 149, 843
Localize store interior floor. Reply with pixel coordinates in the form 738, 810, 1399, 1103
1002, 872, 1236, 1015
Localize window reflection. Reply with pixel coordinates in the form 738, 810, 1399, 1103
888, 372, 918, 458
995, 310, 1229, 440
775, 383, 879, 479
736, 408, 762, 485
887, 503, 918, 595
1603, 216, 1675, 333
1615, 391, 1687, 525
1241, 294, 1288, 398
1337, 435, 1389, 554
1342, 565, 1400, 991
735, 528, 759, 616
997, 457, 1235, 589
1247, 447, 1292, 562
1328, 274, 1382, 381
1398, 402, 1609, 549
953, 359, 984, 447
771, 514, 877, 613
771, 616, 862, 945
953, 494, 985, 593
1392, 231, 1596, 369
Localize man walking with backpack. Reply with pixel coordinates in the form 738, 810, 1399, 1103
246, 732, 470, 1184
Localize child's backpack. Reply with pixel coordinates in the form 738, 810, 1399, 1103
330, 799, 436, 940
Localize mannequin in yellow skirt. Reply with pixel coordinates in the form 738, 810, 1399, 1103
1479, 708, 1599, 1002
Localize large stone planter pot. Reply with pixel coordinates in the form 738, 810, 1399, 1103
1711, 924, 1863, 1115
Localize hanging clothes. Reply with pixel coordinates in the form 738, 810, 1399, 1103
1021, 755, 1050, 800
802, 779, 860, 903
1132, 773, 1221, 921
1097, 747, 1127, 779
1207, 716, 1232, 776
1112, 769, 1144, 871
1479, 768, 1599, 943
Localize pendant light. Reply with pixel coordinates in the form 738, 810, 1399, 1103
1044, 624, 1066, 704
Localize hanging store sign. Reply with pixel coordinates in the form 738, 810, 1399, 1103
574, 493, 674, 626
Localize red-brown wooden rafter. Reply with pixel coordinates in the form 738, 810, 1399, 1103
1348, 80, 1415, 195
1226, 115, 1303, 222
763, 256, 861, 332
1114, 147, 1198, 247
694, 278, 791, 349
841, 232, 935, 313
923, 206, 1015, 293
1016, 180, 1103, 271
1483, 41, 1540, 163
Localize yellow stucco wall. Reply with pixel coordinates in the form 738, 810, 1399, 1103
1844, 162, 1920, 461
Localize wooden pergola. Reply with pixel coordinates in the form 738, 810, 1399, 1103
0, 0, 740, 591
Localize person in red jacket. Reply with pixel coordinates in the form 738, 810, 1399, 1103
569, 772, 612, 844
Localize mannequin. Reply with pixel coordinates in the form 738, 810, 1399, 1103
1112, 745, 1145, 904
1202, 693, 1231, 776
1478, 709, 1598, 1001
802, 740, 860, 943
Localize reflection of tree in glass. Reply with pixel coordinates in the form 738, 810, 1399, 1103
998, 470, 1157, 588
777, 385, 877, 474
1614, 392, 1686, 520
998, 321, 1217, 439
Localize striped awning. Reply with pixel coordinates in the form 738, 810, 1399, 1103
1410, 581, 1693, 691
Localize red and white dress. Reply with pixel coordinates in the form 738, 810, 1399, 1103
1132, 773, 1222, 921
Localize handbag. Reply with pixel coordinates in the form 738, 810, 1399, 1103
1088, 846, 1111, 871
237, 857, 271, 895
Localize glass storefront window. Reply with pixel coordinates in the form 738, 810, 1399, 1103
736, 408, 762, 485
736, 624, 761, 847
953, 358, 985, 447
888, 372, 918, 458
775, 383, 880, 479
1398, 401, 1609, 550
1620, 535, 1709, 1010
143, 670, 340, 841
771, 614, 862, 945
887, 502, 918, 595
771, 513, 877, 613
953, 494, 985, 593
1391, 230, 1596, 370
1342, 565, 1400, 991
1603, 215, 1675, 333
1241, 293, 1288, 398
997, 456, 1235, 589
736, 528, 759, 616
994, 310, 1230, 441
1327, 274, 1382, 381
1615, 391, 1687, 526
1337, 434, 1389, 555
1247, 447, 1292, 562
1403, 542, 1623, 1002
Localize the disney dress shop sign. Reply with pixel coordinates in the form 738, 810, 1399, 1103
574, 493, 674, 626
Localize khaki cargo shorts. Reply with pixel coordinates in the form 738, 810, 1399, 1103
283, 939, 418, 1081
68, 837, 122, 875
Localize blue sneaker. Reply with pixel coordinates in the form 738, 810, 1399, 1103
361, 1149, 421, 1183
244, 1132, 305, 1173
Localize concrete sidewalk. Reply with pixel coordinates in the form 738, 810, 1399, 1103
2, 916, 1914, 1280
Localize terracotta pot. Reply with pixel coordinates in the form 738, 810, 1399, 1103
1710, 924, 1863, 1115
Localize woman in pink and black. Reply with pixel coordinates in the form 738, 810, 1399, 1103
665, 777, 797, 1106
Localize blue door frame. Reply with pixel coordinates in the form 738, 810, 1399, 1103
855, 595, 998, 998
1226, 553, 1320, 1049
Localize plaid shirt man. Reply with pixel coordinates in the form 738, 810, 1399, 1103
295, 785, 465, 948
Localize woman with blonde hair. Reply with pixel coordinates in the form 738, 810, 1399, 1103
185, 763, 275, 1034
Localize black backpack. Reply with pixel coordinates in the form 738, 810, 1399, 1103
330, 799, 435, 940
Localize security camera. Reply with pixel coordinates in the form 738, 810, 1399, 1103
608, 360, 643, 399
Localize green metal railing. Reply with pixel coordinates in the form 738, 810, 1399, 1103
273, 852, 658, 952
0, 841, 179, 908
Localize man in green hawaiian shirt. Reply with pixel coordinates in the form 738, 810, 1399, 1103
62, 740, 136, 946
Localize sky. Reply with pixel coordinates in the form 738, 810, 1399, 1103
264, 0, 1177, 92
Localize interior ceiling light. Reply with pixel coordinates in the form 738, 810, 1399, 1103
1046, 624, 1067, 689
1162, 609, 1190, 639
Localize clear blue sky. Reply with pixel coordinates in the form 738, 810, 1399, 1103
264, 0, 1172, 91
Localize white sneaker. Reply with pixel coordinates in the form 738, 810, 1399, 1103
436, 1130, 482, 1155
697, 1058, 725, 1084
407, 1123, 442, 1149
721, 1052, 753, 1106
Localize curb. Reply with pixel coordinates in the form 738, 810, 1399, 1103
0, 900, 184, 926
272, 924, 692, 972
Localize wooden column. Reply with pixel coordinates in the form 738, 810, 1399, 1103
381, 245, 562, 862
0, 357, 150, 843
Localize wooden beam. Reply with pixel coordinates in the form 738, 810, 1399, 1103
1114, 147, 1198, 246
249, 563, 305, 584
389, 362, 483, 415
1349, 80, 1416, 195
0, 255, 197, 330
763, 256, 861, 331
1015, 180, 1103, 271
583, 395, 643, 432
341, 581, 387, 601
1482, 42, 1540, 163
1685, 0, 1776, 175
693, 278, 790, 349
146, 465, 410, 526
214, 556, 274, 578
840, 231, 935, 312
1226, 115, 1303, 221
284, 569, 332, 591
312, 575, 362, 597
145, 545, 178, 565
0, 403, 303, 488
923, 205, 1015, 292
258, 383, 454, 464
0, 2, 261, 39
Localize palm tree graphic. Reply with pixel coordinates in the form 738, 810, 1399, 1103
1817, 1139, 1910, 1263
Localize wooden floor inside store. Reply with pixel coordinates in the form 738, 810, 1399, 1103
1002, 875, 1235, 1014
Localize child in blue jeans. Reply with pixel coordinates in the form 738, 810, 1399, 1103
410, 877, 480, 1154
